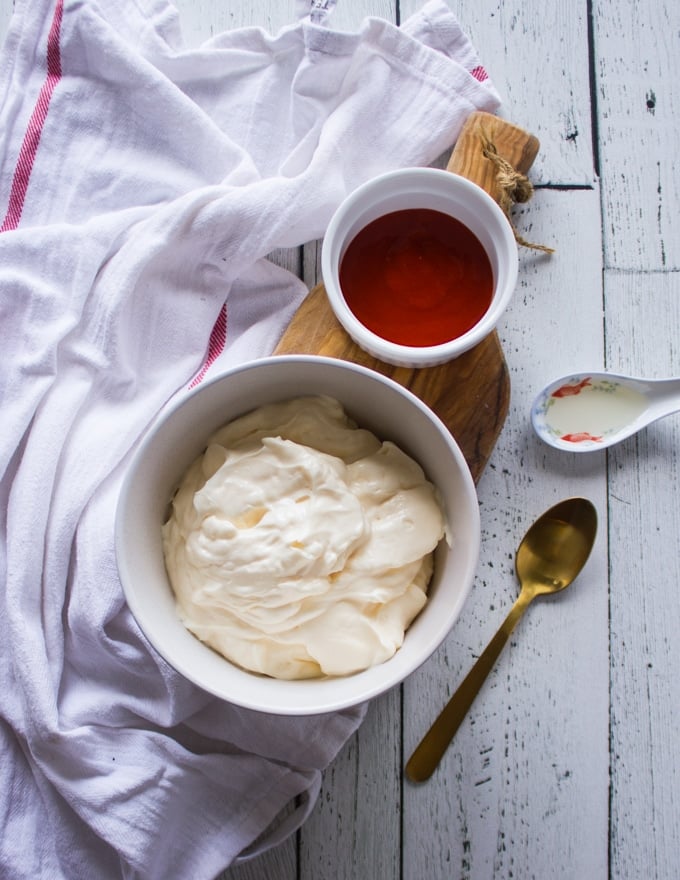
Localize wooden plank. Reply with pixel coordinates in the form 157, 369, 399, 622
594, 1, 680, 877
400, 0, 596, 186
225, 838, 297, 880
299, 691, 402, 880
605, 274, 680, 878
593, 0, 680, 270
403, 188, 609, 879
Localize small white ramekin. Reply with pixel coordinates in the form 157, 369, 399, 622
321, 167, 518, 368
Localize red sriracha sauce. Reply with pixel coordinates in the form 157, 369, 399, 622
339, 208, 493, 347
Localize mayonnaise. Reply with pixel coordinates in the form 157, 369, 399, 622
162, 396, 446, 680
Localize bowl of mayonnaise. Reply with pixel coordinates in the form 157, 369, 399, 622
115, 355, 480, 715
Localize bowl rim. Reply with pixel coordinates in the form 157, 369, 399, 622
115, 355, 481, 714
321, 167, 518, 367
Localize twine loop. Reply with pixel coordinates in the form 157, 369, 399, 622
481, 135, 554, 254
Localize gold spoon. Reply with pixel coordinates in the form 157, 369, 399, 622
405, 497, 597, 783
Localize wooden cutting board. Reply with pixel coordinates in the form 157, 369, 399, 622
274, 112, 540, 483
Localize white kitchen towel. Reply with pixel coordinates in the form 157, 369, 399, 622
0, 0, 500, 877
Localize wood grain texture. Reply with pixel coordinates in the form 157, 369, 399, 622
299, 691, 402, 880
596, 3, 680, 876
594, 0, 680, 270
399, 0, 595, 187
446, 111, 539, 205
605, 271, 680, 878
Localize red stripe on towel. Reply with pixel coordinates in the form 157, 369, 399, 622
470, 65, 488, 82
189, 304, 228, 388
1, 0, 64, 232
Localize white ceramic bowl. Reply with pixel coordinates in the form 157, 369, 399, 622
321, 167, 518, 368
115, 356, 480, 715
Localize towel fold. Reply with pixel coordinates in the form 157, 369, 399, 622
0, 0, 500, 876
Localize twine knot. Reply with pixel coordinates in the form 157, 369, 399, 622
481, 134, 554, 254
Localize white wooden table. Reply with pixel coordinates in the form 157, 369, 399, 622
3, 1, 678, 877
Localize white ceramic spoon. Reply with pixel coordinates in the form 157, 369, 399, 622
531, 371, 680, 451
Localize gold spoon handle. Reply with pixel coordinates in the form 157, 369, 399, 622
405, 589, 534, 783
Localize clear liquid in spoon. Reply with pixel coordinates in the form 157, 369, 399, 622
547, 380, 647, 441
